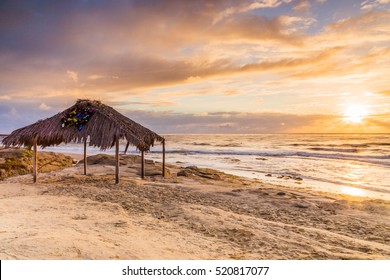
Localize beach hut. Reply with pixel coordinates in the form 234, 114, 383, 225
2, 99, 165, 183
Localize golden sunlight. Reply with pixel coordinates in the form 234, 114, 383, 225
343, 104, 369, 124
341, 186, 366, 197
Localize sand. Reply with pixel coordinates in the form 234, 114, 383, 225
0, 153, 389, 260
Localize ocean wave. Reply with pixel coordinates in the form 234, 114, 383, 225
366, 142, 390, 146
305, 143, 389, 148
341, 144, 370, 148
308, 147, 358, 153
149, 149, 390, 166
190, 142, 242, 147
215, 143, 242, 147
191, 142, 211, 146
290, 143, 370, 148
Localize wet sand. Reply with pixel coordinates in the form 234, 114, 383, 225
0, 153, 389, 259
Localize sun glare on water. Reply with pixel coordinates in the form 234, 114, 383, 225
341, 187, 366, 197
343, 104, 369, 124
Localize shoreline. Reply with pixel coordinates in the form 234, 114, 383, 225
56, 150, 390, 201
0, 152, 389, 259
35, 136, 390, 202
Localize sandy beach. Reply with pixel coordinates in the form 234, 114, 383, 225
0, 151, 389, 260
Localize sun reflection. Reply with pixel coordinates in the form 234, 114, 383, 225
341, 186, 366, 197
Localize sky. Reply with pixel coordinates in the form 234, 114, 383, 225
0, 0, 390, 134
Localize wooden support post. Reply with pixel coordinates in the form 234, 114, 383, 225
83, 138, 87, 175
162, 139, 165, 178
115, 138, 120, 184
141, 150, 145, 179
124, 141, 130, 154
33, 139, 37, 183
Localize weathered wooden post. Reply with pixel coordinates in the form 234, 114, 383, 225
124, 141, 130, 154
115, 138, 120, 184
162, 139, 165, 177
33, 138, 38, 183
83, 138, 87, 175
141, 150, 145, 179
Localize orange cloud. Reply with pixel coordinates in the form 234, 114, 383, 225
376, 90, 390, 95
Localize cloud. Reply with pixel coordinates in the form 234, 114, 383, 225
376, 89, 390, 95
0, 0, 389, 134
213, 0, 291, 24
88, 75, 104, 80
116, 109, 390, 133
0, 100, 59, 133
110, 100, 178, 107
119, 109, 331, 133
80, 46, 344, 92
39, 102, 51, 110
278, 15, 316, 33
361, 0, 390, 10
293, 0, 311, 11
66, 70, 78, 82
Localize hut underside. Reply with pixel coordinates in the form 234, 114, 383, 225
2, 99, 166, 183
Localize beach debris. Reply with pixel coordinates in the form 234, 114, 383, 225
265, 174, 272, 177
277, 192, 286, 196
256, 157, 267, 160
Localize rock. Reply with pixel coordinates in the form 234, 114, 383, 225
256, 157, 267, 160
164, 168, 171, 177
199, 173, 220, 180
277, 192, 286, 196
0, 158, 5, 164
177, 170, 191, 177
294, 203, 310, 209
265, 174, 272, 177
294, 177, 303, 181
186, 165, 200, 171
0, 168, 6, 177
177, 166, 221, 180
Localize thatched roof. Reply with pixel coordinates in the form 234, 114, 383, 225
2, 99, 164, 151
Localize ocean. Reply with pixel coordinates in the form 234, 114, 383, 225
2, 134, 390, 200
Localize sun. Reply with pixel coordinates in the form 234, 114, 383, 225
343, 104, 369, 124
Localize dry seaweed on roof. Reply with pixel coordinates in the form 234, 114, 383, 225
2, 99, 164, 152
